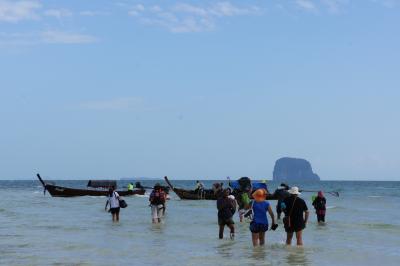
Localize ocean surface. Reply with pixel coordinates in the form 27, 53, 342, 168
1, 179, 399, 266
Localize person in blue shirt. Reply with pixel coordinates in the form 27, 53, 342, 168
249, 189, 276, 246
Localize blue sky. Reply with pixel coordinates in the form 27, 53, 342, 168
0, 0, 399, 180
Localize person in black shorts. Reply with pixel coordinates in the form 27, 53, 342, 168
105, 187, 120, 222
217, 188, 236, 239
274, 183, 290, 220
281, 187, 309, 246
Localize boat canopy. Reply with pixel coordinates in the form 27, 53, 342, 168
230, 181, 267, 191
87, 180, 117, 188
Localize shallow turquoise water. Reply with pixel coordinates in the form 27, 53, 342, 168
0, 180, 399, 265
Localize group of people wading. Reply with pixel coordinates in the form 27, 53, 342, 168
105, 183, 166, 223
104, 179, 327, 247
217, 180, 327, 247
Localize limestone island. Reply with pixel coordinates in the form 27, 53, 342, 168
273, 157, 320, 182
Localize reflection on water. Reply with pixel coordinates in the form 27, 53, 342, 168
251, 246, 267, 261
215, 240, 235, 258
150, 223, 167, 250
150, 222, 164, 233
285, 246, 310, 266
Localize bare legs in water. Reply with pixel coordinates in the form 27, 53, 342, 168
252, 231, 266, 246
219, 224, 235, 239
286, 230, 303, 246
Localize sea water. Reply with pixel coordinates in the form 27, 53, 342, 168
1, 180, 399, 266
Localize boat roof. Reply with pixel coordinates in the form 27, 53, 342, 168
87, 180, 117, 188
230, 181, 267, 190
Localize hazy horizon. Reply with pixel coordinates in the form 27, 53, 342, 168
1, 1, 400, 181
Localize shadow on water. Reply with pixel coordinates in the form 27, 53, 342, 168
285, 246, 310, 266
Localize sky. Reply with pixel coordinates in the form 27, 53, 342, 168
0, 0, 399, 180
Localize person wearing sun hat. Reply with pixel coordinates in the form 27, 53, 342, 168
281, 186, 309, 246
248, 189, 276, 247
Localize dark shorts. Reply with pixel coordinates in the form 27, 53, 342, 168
250, 222, 268, 233
276, 200, 282, 213
283, 217, 305, 233
110, 207, 120, 214
317, 214, 325, 222
218, 217, 234, 226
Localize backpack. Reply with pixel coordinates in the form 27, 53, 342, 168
314, 198, 326, 210
150, 190, 165, 205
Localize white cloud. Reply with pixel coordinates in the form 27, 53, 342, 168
321, 0, 349, 13
150, 5, 162, 13
127, 1, 261, 33
44, 8, 72, 19
0, 0, 41, 22
41, 30, 97, 44
0, 31, 37, 46
80, 10, 109, 16
0, 30, 97, 47
80, 97, 143, 111
379, 0, 398, 8
209, 2, 260, 16
173, 3, 209, 17
295, 0, 317, 12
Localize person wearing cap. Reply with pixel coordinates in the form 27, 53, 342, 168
312, 191, 327, 223
217, 188, 236, 239
274, 183, 290, 220
281, 187, 309, 246
149, 183, 166, 223
249, 189, 276, 247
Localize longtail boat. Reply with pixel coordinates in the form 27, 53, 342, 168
164, 176, 219, 200
165, 176, 279, 200
37, 174, 145, 197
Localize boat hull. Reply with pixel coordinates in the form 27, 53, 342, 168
172, 187, 218, 200
45, 184, 145, 197
164, 176, 218, 200
164, 176, 278, 200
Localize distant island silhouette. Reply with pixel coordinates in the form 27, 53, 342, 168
273, 157, 320, 182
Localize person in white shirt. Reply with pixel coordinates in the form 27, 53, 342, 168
105, 186, 120, 222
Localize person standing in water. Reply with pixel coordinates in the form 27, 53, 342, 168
105, 186, 120, 222
312, 191, 327, 223
282, 187, 309, 246
237, 191, 251, 222
249, 189, 276, 247
274, 183, 290, 220
149, 183, 166, 223
217, 188, 236, 239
